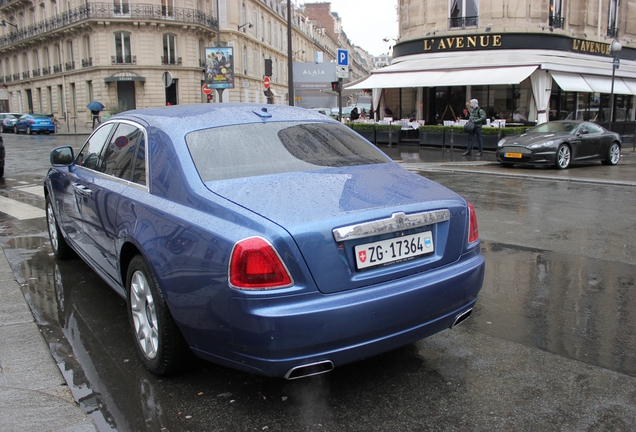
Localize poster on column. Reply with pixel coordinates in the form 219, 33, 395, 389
205, 47, 235, 89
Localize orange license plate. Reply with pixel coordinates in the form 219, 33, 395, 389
505, 152, 523, 158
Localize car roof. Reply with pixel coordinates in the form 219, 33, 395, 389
113, 103, 336, 132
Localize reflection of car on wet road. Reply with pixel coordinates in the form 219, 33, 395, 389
496, 120, 622, 169
43, 104, 484, 379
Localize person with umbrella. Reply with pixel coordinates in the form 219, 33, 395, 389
87, 101, 104, 128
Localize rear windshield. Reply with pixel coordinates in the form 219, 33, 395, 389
186, 121, 389, 182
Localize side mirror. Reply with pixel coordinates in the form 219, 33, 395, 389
50, 146, 74, 166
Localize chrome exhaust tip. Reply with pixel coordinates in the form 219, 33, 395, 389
284, 360, 334, 380
451, 308, 472, 328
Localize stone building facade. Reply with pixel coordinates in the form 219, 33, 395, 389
351, 0, 636, 136
0, 0, 369, 125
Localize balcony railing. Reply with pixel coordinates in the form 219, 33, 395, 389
12, 73, 18, 80
32, 68, 40, 77
0, 3, 218, 49
65, 61, 75, 71
449, 16, 478, 29
42, 66, 51, 75
82, 57, 92, 67
53, 64, 63, 73
111, 55, 136, 65
0, 76, 4, 83
4, 75, 11, 82
161, 56, 182, 65
607, 26, 619, 38
549, 16, 565, 29
21, 71, 29, 79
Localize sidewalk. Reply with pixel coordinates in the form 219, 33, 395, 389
54, 120, 94, 136
0, 248, 97, 431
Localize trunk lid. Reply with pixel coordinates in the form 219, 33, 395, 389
207, 163, 470, 294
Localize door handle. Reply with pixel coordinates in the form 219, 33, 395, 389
73, 183, 93, 197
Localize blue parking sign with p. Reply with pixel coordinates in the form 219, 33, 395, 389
338, 49, 349, 66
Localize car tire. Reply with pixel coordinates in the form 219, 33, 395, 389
127, 255, 189, 376
0, 166, 4, 178
27, 126, 32, 135
555, 144, 571, 169
46, 196, 74, 259
13, 126, 18, 134
602, 142, 620, 166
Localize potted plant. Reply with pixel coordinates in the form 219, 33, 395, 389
350, 122, 376, 143
375, 123, 401, 145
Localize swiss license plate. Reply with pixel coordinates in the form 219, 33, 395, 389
354, 231, 434, 270
505, 152, 523, 158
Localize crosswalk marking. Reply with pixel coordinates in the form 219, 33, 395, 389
0, 195, 45, 220
14, 185, 45, 198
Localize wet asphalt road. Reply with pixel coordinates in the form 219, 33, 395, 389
1, 134, 635, 431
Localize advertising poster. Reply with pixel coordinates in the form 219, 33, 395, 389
205, 47, 234, 89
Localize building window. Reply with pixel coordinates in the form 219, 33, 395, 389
549, 0, 564, 29
162, 34, 177, 65
607, 0, 619, 38
114, 32, 132, 64
162, 0, 175, 18
449, 0, 478, 29
113, 0, 130, 15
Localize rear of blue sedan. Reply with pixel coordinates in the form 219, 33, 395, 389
44, 104, 484, 379
16, 113, 55, 134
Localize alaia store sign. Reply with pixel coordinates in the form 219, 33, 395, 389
292, 62, 337, 89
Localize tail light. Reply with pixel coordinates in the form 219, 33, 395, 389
29, 119, 36, 124
229, 237, 293, 289
467, 202, 479, 243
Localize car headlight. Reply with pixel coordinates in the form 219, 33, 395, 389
528, 140, 554, 149
497, 138, 507, 147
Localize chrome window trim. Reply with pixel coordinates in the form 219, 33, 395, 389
76, 119, 150, 192
332, 209, 451, 242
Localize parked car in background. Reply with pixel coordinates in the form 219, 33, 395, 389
308, 107, 332, 116
496, 120, 621, 169
44, 104, 484, 379
15, 113, 55, 134
0, 113, 21, 132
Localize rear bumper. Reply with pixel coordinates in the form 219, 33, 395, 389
195, 252, 485, 377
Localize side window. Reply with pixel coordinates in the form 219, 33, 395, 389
587, 124, 603, 134
102, 123, 144, 181
75, 123, 116, 171
132, 134, 146, 185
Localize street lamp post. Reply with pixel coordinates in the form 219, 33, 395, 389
608, 39, 622, 132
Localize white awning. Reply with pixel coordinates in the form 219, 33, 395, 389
347, 65, 537, 90
582, 75, 633, 95
550, 72, 593, 92
623, 79, 636, 95
551, 71, 635, 94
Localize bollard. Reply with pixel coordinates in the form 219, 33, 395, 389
450, 127, 454, 162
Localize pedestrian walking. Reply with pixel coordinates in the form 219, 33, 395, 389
464, 99, 486, 156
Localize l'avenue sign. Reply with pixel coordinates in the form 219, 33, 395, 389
393, 33, 634, 60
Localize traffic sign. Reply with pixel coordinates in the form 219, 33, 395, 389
263, 76, 271, 90
336, 65, 349, 79
162, 71, 173, 87
202, 85, 212, 95
337, 49, 349, 66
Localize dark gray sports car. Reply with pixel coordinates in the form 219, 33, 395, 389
496, 121, 621, 169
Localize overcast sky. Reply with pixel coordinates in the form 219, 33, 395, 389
305, 0, 399, 57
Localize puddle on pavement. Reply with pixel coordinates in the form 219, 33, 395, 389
4, 229, 636, 430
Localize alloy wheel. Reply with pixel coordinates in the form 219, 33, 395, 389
130, 270, 159, 360
556, 145, 571, 169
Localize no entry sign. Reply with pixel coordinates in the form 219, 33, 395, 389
263, 76, 271, 90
